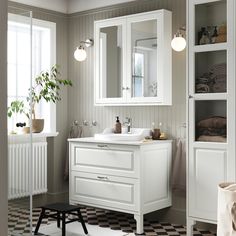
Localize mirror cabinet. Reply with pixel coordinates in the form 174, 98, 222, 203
94, 9, 172, 106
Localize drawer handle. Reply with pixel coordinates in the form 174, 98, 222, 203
97, 176, 109, 181
97, 144, 108, 148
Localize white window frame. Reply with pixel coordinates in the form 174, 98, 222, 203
8, 13, 56, 133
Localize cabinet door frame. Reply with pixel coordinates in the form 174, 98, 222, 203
188, 147, 227, 220
126, 10, 172, 105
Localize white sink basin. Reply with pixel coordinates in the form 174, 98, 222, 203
94, 128, 151, 141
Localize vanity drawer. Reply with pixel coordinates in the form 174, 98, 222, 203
70, 143, 138, 178
70, 171, 139, 212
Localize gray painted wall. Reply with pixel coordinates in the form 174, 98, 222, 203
68, 0, 186, 140
0, 0, 8, 234
68, 0, 186, 223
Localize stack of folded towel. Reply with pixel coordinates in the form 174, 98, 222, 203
197, 116, 226, 142
196, 63, 226, 93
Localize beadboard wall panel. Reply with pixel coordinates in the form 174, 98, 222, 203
68, 0, 186, 140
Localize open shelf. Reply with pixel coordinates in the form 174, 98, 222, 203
193, 42, 227, 52
194, 93, 227, 100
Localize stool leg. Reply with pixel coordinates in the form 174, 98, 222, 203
34, 208, 45, 235
77, 210, 88, 234
57, 212, 60, 228
62, 213, 66, 236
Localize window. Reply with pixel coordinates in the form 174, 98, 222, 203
8, 14, 56, 133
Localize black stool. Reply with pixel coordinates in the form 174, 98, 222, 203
34, 203, 88, 236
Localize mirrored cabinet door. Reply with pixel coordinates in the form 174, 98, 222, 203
94, 10, 172, 106
95, 18, 127, 104
100, 26, 123, 98
131, 19, 158, 98
126, 10, 172, 105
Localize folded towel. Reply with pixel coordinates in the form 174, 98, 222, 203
212, 81, 226, 93
196, 63, 226, 93
209, 62, 226, 76
197, 135, 226, 142
197, 127, 226, 136
196, 84, 210, 93
197, 116, 226, 129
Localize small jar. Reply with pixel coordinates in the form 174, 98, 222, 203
152, 128, 161, 140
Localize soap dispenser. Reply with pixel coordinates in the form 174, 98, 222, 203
114, 116, 121, 134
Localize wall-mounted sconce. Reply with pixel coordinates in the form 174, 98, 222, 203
74, 39, 93, 61
171, 27, 186, 52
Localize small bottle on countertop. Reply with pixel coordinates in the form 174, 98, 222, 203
151, 122, 160, 140
159, 122, 168, 140
114, 116, 121, 134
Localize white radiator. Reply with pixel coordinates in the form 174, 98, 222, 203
8, 142, 47, 200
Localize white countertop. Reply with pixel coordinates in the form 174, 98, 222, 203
68, 137, 172, 146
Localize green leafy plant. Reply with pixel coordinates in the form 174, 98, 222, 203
7, 100, 29, 119
8, 65, 72, 120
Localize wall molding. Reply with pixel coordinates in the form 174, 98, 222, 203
68, 0, 156, 17
8, 1, 68, 18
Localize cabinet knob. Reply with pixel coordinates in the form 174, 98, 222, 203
188, 95, 193, 99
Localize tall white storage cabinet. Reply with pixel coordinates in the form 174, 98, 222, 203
187, 0, 236, 234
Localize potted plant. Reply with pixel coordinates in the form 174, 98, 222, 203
8, 65, 72, 133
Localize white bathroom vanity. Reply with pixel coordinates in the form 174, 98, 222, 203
68, 137, 172, 234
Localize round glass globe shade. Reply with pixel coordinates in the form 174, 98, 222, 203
74, 47, 87, 61
171, 36, 186, 52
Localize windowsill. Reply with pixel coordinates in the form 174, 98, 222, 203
8, 132, 59, 142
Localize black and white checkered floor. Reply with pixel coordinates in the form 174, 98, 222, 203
8, 202, 216, 236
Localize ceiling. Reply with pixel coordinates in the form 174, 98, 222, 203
10, 0, 137, 14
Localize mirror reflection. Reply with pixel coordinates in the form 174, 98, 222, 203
131, 19, 157, 98
100, 25, 123, 98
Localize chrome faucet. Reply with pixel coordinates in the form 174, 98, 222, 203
125, 117, 132, 133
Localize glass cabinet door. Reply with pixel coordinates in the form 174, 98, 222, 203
188, 0, 229, 144
195, 50, 227, 94
194, 100, 227, 142
194, 0, 227, 46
